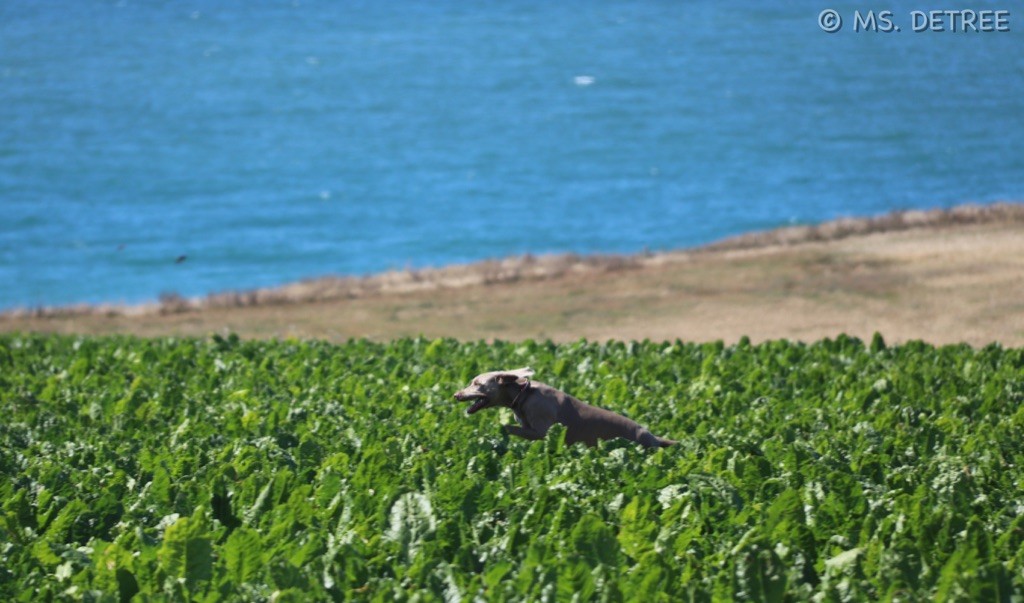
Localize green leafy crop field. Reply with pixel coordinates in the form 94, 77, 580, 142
1, 334, 1023, 601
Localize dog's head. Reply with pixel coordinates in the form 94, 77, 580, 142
453, 367, 534, 415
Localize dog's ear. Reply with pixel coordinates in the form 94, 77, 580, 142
495, 367, 533, 385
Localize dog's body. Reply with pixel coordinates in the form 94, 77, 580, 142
454, 368, 675, 448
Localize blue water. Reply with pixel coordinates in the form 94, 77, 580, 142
2, 1, 1022, 309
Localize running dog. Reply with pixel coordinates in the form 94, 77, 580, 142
454, 368, 675, 448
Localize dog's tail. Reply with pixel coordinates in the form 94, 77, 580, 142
638, 430, 677, 448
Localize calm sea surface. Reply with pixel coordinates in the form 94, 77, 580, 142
2, 1, 1022, 308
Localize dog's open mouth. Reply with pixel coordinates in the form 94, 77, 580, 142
465, 396, 488, 415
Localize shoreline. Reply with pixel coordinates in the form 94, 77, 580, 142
3, 201, 1024, 347
4, 201, 1023, 320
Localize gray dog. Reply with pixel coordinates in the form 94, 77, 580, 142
454, 368, 676, 448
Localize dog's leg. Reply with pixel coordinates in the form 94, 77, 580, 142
503, 425, 547, 440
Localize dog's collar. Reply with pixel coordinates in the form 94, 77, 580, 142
508, 380, 533, 431
508, 379, 531, 412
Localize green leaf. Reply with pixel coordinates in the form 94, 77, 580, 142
483, 560, 512, 589
158, 508, 213, 591
556, 559, 595, 602
384, 492, 437, 563
569, 513, 618, 566
223, 527, 263, 585
617, 497, 655, 560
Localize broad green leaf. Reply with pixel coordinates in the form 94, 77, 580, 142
223, 527, 263, 585
158, 508, 213, 591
